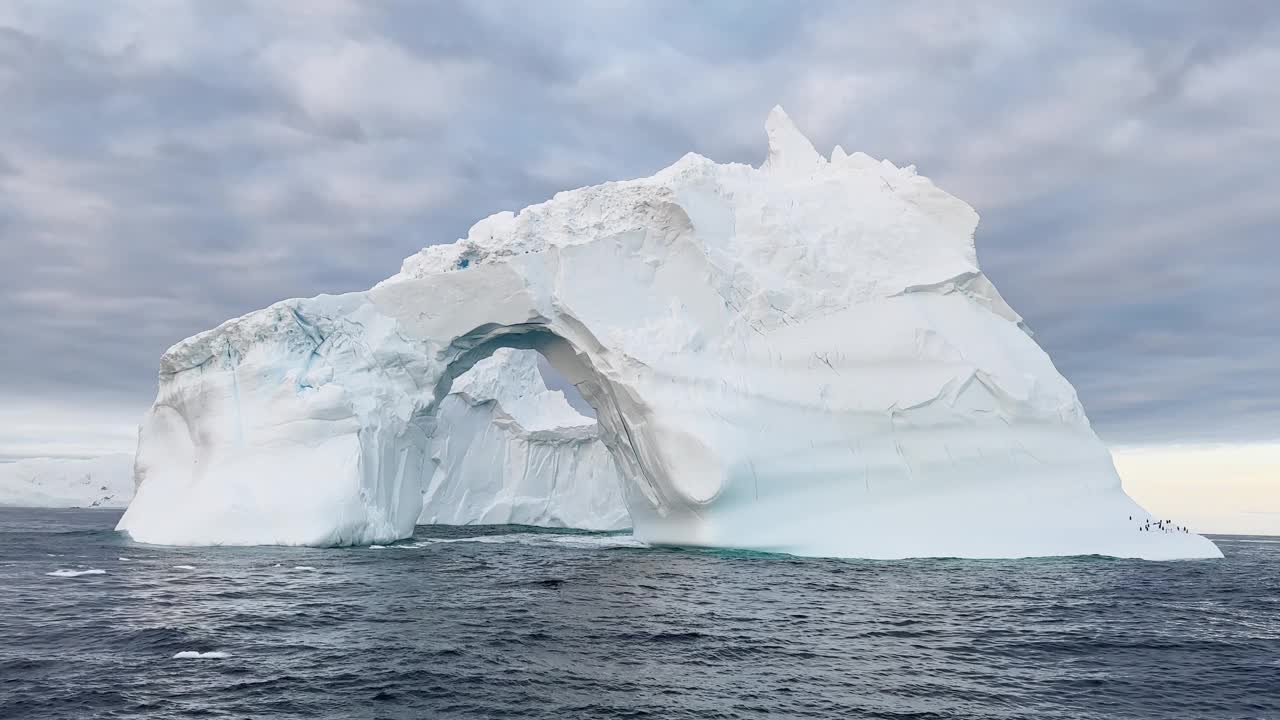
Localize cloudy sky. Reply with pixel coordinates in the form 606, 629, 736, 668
0, 1, 1277, 460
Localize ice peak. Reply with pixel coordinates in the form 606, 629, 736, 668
764, 105, 821, 174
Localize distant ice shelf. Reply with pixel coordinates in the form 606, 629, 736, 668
0, 454, 134, 509
115, 106, 1221, 560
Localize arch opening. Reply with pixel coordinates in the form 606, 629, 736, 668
412, 325, 649, 533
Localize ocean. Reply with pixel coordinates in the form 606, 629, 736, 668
1, 507, 1276, 719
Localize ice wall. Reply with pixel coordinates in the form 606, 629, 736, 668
116, 107, 1221, 559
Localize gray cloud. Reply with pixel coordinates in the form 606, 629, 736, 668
0, 0, 1277, 456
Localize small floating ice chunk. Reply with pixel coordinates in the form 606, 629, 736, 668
46, 568, 106, 577
173, 565, 196, 570
292, 565, 316, 571
368, 545, 386, 549
173, 651, 230, 659
118, 557, 131, 562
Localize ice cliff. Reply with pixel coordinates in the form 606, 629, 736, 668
0, 454, 134, 509
116, 107, 1221, 559
421, 348, 627, 530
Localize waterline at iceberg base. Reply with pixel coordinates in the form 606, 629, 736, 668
116, 107, 1220, 560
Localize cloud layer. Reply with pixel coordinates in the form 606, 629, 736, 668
2, 1, 1277, 455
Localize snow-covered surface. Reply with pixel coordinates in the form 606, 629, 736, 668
0, 454, 134, 509
116, 107, 1220, 559
421, 349, 628, 530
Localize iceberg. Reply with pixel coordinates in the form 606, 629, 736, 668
0, 454, 134, 509
116, 107, 1220, 559
420, 348, 627, 530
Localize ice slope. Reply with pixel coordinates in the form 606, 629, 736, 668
421, 348, 628, 530
0, 454, 134, 508
116, 107, 1220, 559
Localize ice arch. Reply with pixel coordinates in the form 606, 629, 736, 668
116, 107, 1221, 559
421, 327, 669, 530
418, 347, 627, 531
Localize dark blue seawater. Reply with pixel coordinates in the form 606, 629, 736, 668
1, 508, 1277, 719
